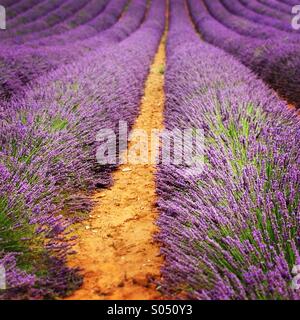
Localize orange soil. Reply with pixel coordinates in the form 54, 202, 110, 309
287, 103, 300, 115
65, 29, 166, 300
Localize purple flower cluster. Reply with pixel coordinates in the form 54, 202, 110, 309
157, 0, 300, 300
0, 0, 165, 299
187, 0, 300, 107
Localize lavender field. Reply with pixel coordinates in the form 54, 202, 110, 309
0, 0, 300, 301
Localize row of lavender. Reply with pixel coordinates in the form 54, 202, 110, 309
0, 0, 165, 299
238, 0, 293, 21
187, 0, 300, 107
6, 0, 70, 29
246, 0, 299, 16
205, 0, 298, 38
4, 0, 60, 19
0, 0, 132, 100
2, 0, 99, 40
157, 0, 300, 299
2, 0, 113, 43
221, 0, 293, 31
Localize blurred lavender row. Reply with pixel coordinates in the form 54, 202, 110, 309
188, 0, 300, 107
0, 0, 131, 100
204, 0, 299, 38
2, 0, 91, 40
221, 0, 294, 32
239, 0, 292, 21
6, 0, 66, 27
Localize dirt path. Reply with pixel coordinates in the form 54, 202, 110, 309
66, 30, 166, 300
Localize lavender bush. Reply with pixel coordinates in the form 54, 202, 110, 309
157, 0, 300, 300
0, 0, 165, 299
